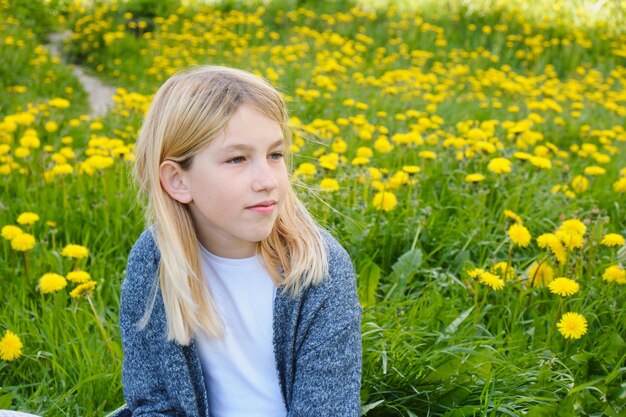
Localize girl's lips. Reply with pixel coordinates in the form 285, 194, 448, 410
246, 201, 277, 214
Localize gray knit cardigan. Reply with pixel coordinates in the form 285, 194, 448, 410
111, 228, 362, 417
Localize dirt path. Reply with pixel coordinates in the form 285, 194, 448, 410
47, 31, 117, 118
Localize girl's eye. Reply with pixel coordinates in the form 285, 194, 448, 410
269, 152, 284, 160
227, 156, 245, 164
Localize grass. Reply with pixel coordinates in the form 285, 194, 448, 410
1, 0, 626, 415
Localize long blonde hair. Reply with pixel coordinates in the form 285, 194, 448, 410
133, 66, 328, 345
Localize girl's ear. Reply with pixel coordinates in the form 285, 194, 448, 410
159, 160, 192, 204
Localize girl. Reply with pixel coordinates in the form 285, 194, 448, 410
112, 66, 362, 417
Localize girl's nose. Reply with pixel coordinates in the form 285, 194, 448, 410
251, 161, 278, 192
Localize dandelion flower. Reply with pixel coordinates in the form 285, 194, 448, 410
2, 225, 23, 240
70, 281, 97, 298
491, 261, 515, 280
557, 312, 588, 339
0, 330, 23, 361
61, 244, 89, 259
402, 165, 420, 174
419, 150, 437, 160
583, 166, 605, 176
528, 261, 554, 287
570, 175, 588, 193
537, 233, 567, 263
601, 233, 625, 247
559, 219, 586, 236
479, 271, 505, 290
548, 277, 580, 297
537, 233, 559, 249
67, 270, 91, 283
372, 191, 398, 212
467, 268, 486, 278
602, 265, 626, 284
351, 157, 370, 166
504, 209, 522, 224
508, 223, 531, 247
614, 177, 626, 193
487, 157, 512, 174
11, 233, 36, 252
356, 147, 373, 158
374, 139, 393, 153
44, 121, 59, 133
465, 173, 485, 182
294, 162, 317, 177
38, 273, 67, 294
529, 156, 552, 170
17, 212, 40, 225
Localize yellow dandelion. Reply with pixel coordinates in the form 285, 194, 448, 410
479, 271, 505, 290
11, 233, 36, 252
570, 175, 588, 193
614, 177, 626, 193
537, 233, 559, 249
487, 157, 512, 174
529, 156, 552, 170
556, 230, 584, 250
0, 330, 23, 361
38, 273, 67, 294
351, 157, 370, 166
504, 209, 522, 224
61, 244, 89, 259
548, 277, 580, 297
537, 233, 567, 263
356, 147, 373, 158
373, 139, 393, 153
528, 261, 554, 287
602, 265, 626, 284
467, 268, 486, 278
372, 191, 398, 212
319, 178, 339, 192
48, 97, 71, 109
419, 150, 437, 160
583, 166, 606, 176
67, 270, 91, 283
294, 162, 317, 177
44, 121, 59, 133
70, 281, 97, 299
465, 173, 485, 182
491, 261, 515, 280
17, 212, 40, 225
601, 233, 625, 247
558, 219, 586, 237
557, 312, 588, 340
508, 223, 531, 247
402, 165, 420, 174
2, 225, 23, 240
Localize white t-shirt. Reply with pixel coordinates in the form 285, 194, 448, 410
195, 245, 287, 417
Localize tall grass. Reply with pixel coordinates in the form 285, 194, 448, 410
1, 0, 625, 415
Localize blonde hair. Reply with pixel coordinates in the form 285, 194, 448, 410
134, 65, 328, 345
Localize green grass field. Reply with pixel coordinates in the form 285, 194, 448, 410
1, 0, 625, 415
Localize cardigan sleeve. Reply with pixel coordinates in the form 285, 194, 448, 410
287, 233, 362, 416
119, 230, 181, 416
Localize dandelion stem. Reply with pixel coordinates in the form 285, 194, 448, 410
504, 242, 513, 282
546, 298, 562, 349
87, 296, 116, 360
22, 251, 30, 282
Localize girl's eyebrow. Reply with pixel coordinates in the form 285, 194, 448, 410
222, 139, 284, 152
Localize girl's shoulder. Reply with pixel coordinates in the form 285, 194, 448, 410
128, 227, 160, 264
125, 228, 160, 288
311, 227, 356, 297
318, 227, 353, 272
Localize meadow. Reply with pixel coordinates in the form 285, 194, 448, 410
1, 0, 625, 415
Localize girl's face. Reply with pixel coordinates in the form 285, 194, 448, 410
183, 105, 289, 258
